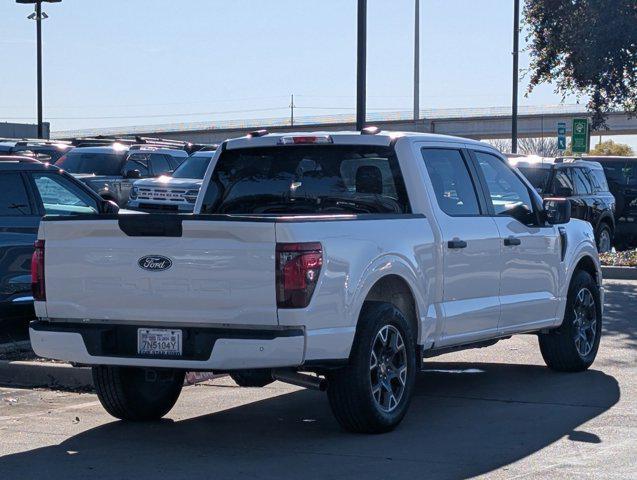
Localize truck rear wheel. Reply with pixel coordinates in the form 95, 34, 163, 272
327, 301, 416, 433
92, 366, 184, 421
538, 270, 602, 372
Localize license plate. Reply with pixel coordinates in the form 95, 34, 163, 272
137, 328, 182, 356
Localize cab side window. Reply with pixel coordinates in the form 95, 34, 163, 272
421, 148, 481, 215
123, 154, 150, 177
473, 151, 534, 220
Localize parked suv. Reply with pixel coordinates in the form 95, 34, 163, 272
578, 156, 637, 248
127, 148, 217, 212
0, 155, 114, 324
55, 144, 188, 206
508, 155, 615, 252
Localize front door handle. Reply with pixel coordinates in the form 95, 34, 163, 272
504, 236, 522, 246
448, 239, 467, 249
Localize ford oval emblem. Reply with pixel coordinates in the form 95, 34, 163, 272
138, 255, 172, 272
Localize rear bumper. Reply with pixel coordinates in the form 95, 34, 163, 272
29, 321, 305, 370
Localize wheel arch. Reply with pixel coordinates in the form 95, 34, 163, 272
352, 258, 429, 346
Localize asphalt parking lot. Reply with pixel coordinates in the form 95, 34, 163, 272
0, 279, 635, 480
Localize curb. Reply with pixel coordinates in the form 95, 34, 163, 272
0, 360, 93, 390
602, 265, 637, 280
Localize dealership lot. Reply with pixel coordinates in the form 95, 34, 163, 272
0, 279, 634, 480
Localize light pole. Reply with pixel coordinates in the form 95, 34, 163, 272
511, 0, 520, 153
413, 0, 420, 121
16, 0, 61, 139
356, 0, 367, 131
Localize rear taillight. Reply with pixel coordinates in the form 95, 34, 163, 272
276, 242, 323, 308
31, 240, 46, 301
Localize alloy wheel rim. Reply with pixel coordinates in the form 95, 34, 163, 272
370, 325, 408, 413
599, 230, 611, 253
573, 287, 597, 357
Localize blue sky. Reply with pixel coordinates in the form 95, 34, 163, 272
0, 0, 633, 148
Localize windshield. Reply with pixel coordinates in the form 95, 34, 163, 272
518, 167, 551, 192
172, 153, 212, 179
200, 145, 410, 214
55, 151, 126, 175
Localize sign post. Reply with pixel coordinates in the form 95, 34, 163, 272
557, 122, 567, 151
572, 118, 590, 155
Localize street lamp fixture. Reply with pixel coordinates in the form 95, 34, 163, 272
16, 0, 61, 139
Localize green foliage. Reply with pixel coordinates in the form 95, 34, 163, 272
590, 140, 634, 156
523, 0, 637, 129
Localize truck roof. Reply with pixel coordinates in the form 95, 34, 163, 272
224, 130, 493, 150
0, 156, 60, 171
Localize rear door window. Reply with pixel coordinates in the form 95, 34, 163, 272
421, 148, 481, 215
0, 173, 33, 216
586, 168, 609, 192
201, 145, 410, 214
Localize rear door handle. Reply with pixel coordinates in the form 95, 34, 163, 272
448, 239, 467, 249
504, 236, 521, 246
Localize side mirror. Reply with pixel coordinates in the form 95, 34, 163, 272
555, 186, 573, 197
544, 198, 571, 225
100, 199, 120, 214
124, 169, 141, 179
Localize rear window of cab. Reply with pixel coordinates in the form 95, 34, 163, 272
200, 145, 411, 215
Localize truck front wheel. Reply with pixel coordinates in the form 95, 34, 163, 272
538, 270, 602, 372
92, 366, 185, 421
327, 301, 417, 433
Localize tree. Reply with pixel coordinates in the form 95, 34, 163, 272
590, 139, 634, 156
523, 0, 637, 129
486, 137, 560, 156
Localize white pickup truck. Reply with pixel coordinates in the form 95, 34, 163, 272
30, 131, 603, 433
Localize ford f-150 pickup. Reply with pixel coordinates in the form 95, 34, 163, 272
29, 130, 603, 433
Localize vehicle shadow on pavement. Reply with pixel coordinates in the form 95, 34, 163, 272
0, 362, 619, 480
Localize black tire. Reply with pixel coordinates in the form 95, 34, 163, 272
229, 370, 274, 387
595, 223, 613, 253
327, 301, 417, 434
92, 366, 185, 421
539, 270, 602, 372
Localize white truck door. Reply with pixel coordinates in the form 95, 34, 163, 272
418, 146, 502, 347
469, 149, 561, 333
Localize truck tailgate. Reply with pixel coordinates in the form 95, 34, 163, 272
39, 217, 278, 325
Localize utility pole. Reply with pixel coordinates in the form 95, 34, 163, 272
356, 0, 367, 131
413, 0, 420, 121
289, 94, 295, 127
17, 0, 61, 139
511, 0, 520, 153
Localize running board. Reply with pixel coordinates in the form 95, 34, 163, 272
421, 336, 511, 360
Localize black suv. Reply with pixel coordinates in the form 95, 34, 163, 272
578, 156, 637, 248
0, 156, 115, 324
508, 155, 616, 252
